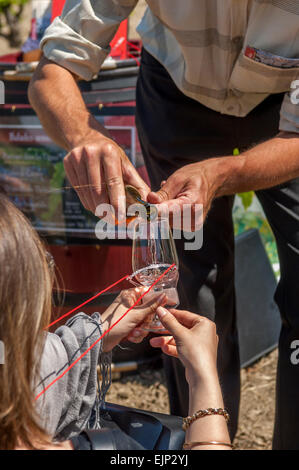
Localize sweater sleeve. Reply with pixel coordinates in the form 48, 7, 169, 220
35, 312, 110, 440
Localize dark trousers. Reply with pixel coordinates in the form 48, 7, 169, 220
135, 49, 299, 449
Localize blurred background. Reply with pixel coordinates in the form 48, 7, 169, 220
0, 0, 280, 450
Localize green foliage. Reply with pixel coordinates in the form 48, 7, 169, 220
0, 0, 29, 46
0, 0, 28, 12
233, 205, 280, 277
232, 149, 255, 212
41, 162, 65, 222
238, 191, 254, 210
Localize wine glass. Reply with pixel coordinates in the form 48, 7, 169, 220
130, 217, 179, 332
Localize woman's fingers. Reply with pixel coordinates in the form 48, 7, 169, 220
150, 336, 178, 357
156, 307, 186, 338
168, 309, 205, 328
127, 328, 148, 344
150, 336, 174, 347
161, 344, 178, 357
119, 287, 147, 308
121, 291, 167, 344
133, 294, 167, 323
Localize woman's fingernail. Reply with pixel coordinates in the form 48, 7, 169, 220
133, 330, 142, 337
157, 306, 168, 318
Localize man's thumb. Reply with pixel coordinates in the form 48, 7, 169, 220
156, 307, 183, 337
147, 178, 177, 204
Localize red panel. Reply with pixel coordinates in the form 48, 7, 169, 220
49, 244, 133, 326
0, 52, 21, 63
51, 0, 129, 59
49, 245, 132, 294
110, 20, 128, 59
51, 0, 66, 21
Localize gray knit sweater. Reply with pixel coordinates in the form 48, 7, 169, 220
35, 312, 111, 441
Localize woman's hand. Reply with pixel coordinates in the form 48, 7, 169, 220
151, 308, 231, 450
150, 308, 218, 385
101, 288, 166, 352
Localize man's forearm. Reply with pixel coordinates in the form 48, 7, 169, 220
28, 57, 109, 151
29, 56, 150, 213
213, 132, 299, 197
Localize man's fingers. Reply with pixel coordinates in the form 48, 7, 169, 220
64, 140, 151, 220
147, 189, 171, 205
155, 198, 187, 227
147, 173, 182, 204
122, 160, 151, 202
64, 156, 91, 211
147, 179, 176, 204
150, 194, 202, 232
64, 145, 110, 213
65, 140, 130, 218
83, 145, 108, 211
77, 149, 99, 213
102, 143, 126, 219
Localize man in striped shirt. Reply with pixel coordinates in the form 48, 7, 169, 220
29, 0, 299, 449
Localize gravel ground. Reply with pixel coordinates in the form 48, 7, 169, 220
106, 349, 278, 450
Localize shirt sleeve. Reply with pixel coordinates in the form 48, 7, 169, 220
279, 79, 299, 134
40, 0, 139, 80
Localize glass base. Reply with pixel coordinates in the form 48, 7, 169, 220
141, 316, 169, 334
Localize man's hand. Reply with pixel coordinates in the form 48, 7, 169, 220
64, 136, 150, 216
148, 132, 299, 229
147, 160, 225, 229
29, 56, 299, 223
29, 58, 150, 218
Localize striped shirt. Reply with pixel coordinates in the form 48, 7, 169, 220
41, 0, 299, 133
